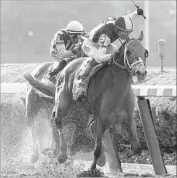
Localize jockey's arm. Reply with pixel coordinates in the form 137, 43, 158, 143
50, 31, 75, 61
125, 10, 138, 21
125, 7, 144, 21
94, 32, 114, 63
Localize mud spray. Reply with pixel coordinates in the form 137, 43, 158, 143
1, 93, 34, 175
2, 92, 175, 178
0, 93, 106, 177
0, 93, 74, 177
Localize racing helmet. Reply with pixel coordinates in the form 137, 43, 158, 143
115, 16, 133, 32
66, 21, 84, 34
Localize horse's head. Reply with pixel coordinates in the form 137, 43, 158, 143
115, 31, 148, 82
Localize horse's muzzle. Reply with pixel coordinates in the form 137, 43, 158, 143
135, 65, 147, 82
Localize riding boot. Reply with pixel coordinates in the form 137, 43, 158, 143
49, 60, 67, 77
79, 60, 94, 81
78, 59, 98, 93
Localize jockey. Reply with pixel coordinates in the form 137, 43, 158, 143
80, 7, 144, 83
48, 20, 85, 79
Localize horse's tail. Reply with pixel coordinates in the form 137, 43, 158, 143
24, 73, 55, 97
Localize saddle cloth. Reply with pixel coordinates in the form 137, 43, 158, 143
72, 57, 105, 101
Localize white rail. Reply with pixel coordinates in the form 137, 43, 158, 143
1, 83, 176, 97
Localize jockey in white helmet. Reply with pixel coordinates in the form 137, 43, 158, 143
48, 20, 85, 79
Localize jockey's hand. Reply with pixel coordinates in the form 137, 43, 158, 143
71, 43, 82, 54
111, 49, 119, 59
71, 46, 80, 55
137, 8, 144, 16
75, 41, 82, 48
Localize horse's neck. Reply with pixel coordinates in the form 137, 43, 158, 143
111, 51, 125, 68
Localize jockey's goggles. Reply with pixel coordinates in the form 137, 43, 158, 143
115, 26, 133, 34
69, 33, 81, 38
119, 30, 132, 36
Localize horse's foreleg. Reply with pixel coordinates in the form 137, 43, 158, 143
90, 121, 106, 167
51, 118, 60, 156
127, 113, 141, 154
90, 118, 104, 171
26, 89, 40, 163
54, 86, 72, 163
125, 91, 141, 155
30, 126, 39, 163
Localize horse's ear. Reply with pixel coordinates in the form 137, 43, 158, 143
138, 31, 144, 42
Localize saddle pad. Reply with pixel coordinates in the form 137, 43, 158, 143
72, 57, 104, 100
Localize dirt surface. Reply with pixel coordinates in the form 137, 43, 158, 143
1, 64, 176, 178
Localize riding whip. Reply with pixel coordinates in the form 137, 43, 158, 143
132, 0, 146, 19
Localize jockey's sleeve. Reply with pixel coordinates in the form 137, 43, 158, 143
50, 30, 75, 60
125, 10, 138, 21
94, 53, 113, 63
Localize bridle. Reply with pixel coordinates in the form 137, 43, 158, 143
112, 39, 145, 74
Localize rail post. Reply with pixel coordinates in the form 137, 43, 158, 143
158, 39, 166, 72
137, 96, 167, 175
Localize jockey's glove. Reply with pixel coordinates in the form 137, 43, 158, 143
137, 8, 144, 16
111, 50, 119, 59
71, 46, 80, 54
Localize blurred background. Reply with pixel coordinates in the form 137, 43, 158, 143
1, 1, 176, 67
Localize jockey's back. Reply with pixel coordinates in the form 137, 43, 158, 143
88, 17, 118, 47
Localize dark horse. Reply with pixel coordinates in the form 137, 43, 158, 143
24, 32, 148, 171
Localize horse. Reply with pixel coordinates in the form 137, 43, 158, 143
25, 62, 60, 163
24, 32, 148, 171
25, 63, 93, 164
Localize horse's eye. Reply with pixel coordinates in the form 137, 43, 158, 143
126, 50, 132, 56
144, 49, 149, 58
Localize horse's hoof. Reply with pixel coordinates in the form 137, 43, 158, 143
57, 154, 68, 163
126, 150, 133, 158
97, 154, 106, 167
53, 149, 60, 157
90, 163, 96, 172
30, 153, 39, 163
132, 146, 141, 155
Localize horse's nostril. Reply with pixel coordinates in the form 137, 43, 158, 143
136, 71, 141, 75
136, 70, 146, 76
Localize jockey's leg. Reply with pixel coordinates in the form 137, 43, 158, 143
76, 59, 98, 97
79, 58, 98, 80
54, 81, 73, 163
48, 59, 67, 78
